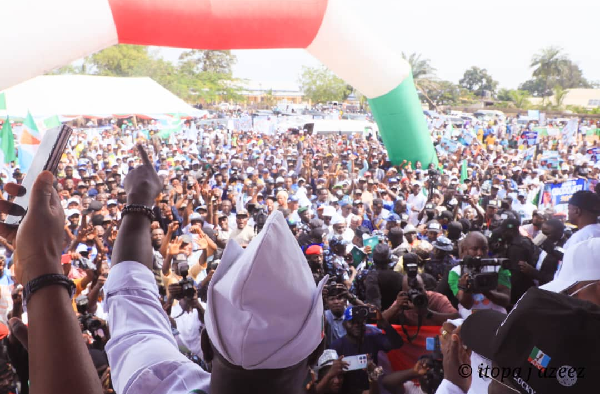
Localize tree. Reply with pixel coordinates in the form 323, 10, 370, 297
298, 66, 352, 104
509, 90, 531, 109
402, 52, 436, 80
552, 85, 568, 109
424, 81, 461, 106
402, 52, 438, 110
459, 67, 498, 97
178, 50, 236, 74
530, 46, 568, 104
87, 45, 155, 76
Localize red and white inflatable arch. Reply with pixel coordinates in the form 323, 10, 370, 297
2, 0, 436, 165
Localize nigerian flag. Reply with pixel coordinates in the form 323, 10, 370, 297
0, 118, 16, 164
0, 93, 6, 111
157, 116, 183, 139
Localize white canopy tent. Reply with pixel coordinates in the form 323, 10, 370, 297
0, 75, 207, 118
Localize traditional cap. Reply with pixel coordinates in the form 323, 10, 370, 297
204, 211, 328, 369
461, 288, 600, 394
331, 215, 345, 226
403, 224, 417, 234
317, 349, 339, 370
541, 238, 600, 293
323, 206, 336, 217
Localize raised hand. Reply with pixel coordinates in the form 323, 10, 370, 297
124, 145, 162, 207
14, 171, 65, 285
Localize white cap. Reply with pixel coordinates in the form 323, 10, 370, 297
67, 197, 79, 206
204, 211, 327, 369
323, 206, 336, 217
540, 238, 600, 293
275, 176, 285, 183
65, 209, 80, 218
331, 215, 345, 225
317, 349, 339, 369
403, 224, 417, 233
107, 199, 118, 206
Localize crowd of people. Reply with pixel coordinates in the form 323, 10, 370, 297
0, 111, 598, 394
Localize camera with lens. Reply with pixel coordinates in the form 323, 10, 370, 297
404, 261, 428, 309
459, 257, 509, 293
427, 169, 441, 177
253, 206, 269, 233
75, 295, 102, 332
421, 337, 444, 394
349, 305, 377, 321
175, 254, 196, 300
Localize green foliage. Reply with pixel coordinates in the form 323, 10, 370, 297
48, 45, 240, 104
402, 52, 436, 80
524, 46, 592, 102
459, 66, 498, 97
298, 66, 352, 104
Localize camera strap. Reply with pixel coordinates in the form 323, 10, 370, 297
400, 309, 423, 343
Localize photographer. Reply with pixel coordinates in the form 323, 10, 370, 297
381, 356, 441, 394
311, 350, 379, 394
165, 281, 205, 365
383, 254, 458, 326
323, 283, 365, 347
493, 218, 536, 305
522, 219, 565, 287
330, 305, 403, 394
364, 244, 403, 311
448, 232, 511, 318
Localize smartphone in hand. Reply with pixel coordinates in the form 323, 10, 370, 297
5, 125, 73, 225
342, 354, 368, 371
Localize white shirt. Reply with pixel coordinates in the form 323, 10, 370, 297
563, 223, 600, 251
408, 192, 426, 226
104, 262, 211, 394
171, 302, 204, 358
511, 201, 536, 221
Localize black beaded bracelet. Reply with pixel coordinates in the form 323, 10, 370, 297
122, 204, 156, 222
24, 274, 76, 305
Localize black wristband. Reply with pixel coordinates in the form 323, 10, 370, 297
122, 204, 156, 222
24, 274, 76, 306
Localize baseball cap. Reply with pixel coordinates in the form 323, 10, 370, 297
65, 209, 80, 218
386, 213, 401, 223
76, 244, 89, 254
540, 238, 600, 293
432, 236, 453, 251
568, 190, 600, 213
426, 222, 442, 232
236, 209, 249, 217
297, 206, 309, 214
323, 206, 336, 218
67, 198, 79, 206
317, 349, 339, 370
305, 245, 323, 255
189, 212, 203, 222
204, 210, 328, 369
461, 287, 600, 394
107, 199, 118, 206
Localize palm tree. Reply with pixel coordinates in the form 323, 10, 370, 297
530, 46, 567, 105
509, 90, 531, 109
402, 52, 438, 110
552, 85, 568, 109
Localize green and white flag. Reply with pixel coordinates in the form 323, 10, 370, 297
157, 116, 184, 139
0, 117, 16, 164
0, 92, 6, 111
43, 115, 62, 130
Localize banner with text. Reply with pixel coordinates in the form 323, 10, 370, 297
538, 178, 587, 214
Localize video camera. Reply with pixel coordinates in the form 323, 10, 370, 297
253, 205, 269, 233
458, 257, 510, 293
404, 261, 428, 309
75, 295, 102, 332
175, 254, 196, 300
422, 337, 444, 394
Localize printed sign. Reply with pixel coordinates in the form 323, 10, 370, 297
538, 179, 587, 214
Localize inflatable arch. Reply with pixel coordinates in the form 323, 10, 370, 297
3, 0, 437, 166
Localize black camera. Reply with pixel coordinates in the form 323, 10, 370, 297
350, 305, 376, 321
404, 262, 428, 309
421, 338, 444, 394
75, 295, 102, 332
539, 239, 565, 260
459, 257, 509, 293
428, 169, 440, 177
253, 206, 269, 233
176, 256, 196, 300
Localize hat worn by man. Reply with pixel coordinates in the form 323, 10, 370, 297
236, 209, 249, 217
204, 211, 328, 369
426, 222, 442, 233
461, 287, 600, 394
568, 190, 600, 213
432, 236, 453, 251
403, 224, 417, 234
305, 245, 323, 256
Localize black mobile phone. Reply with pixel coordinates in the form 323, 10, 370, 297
5, 125, 73, 225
